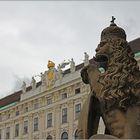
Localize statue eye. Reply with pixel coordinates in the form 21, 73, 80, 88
100, 41, 106, 47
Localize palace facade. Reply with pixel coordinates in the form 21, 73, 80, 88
0, 38, 140, 140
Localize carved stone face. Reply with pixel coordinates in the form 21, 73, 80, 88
94, 40, 112, 69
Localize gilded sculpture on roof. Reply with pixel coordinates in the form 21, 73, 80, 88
78, 17, 140, 139
46, 60, 57, 88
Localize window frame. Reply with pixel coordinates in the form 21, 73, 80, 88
6, 127, 10, 139
0, 129, 1, 139
15, 110, 19, 116
46, 135, 53, 140
47, 98, 52, 105
75, 103, 81, 120
62, 108, 67, 124
75, 88, 80, 95
61, 93, 67, 99
61, 132, 68, 140
47, 113, 52, 128
23, 120, 28, 134
33, 117, 39, 132
24, 107, 28, 113
15, 124, 19, 137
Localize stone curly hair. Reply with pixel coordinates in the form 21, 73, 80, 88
99, 38, 140, 111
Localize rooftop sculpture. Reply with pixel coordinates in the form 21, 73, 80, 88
78, 17, 140, 139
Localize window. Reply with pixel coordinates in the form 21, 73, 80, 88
61, 132, 68, 140
6, 127, 10, 139
75, 104, 81, 119
74, 129, 78, 139
34, 117, 38, 131
62, 93, 67, 99
47, 113, 52, 128
24, 107, 28, 113
23, 120, 28, 134
46, 135, 53, 140
16, 111, 19, 116
75, 88, 80, 95
62, 108, 67, 124
34, 103, 39, 109
0, 129, 1, 139
15, 124, 19, 137
47, 98, 52, 105
0, 114, 2, 122
7, 113, 10, 119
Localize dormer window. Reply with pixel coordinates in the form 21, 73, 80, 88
47, 98, 52, 105
24, 107, 28, 113
62, 93, 67, 99
16, 111, 19, 116
75, 88, 80, 95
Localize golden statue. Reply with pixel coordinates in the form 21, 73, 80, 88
47, 60, 56, 87
47, 60, 55, 68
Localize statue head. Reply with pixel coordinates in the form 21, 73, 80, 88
47, 60, 55, 69
93, 18, 140, 110
101, 16, 126, 41
94, 17, 128, 70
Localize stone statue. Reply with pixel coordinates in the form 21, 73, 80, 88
57, 64, 63, 79
111, 16, 116, 24
78, 64, 102, 139
41, 72, 46, 86
70, 58, 75, 73
59, 60, 70, 69
84, 52, 89, 66
31, 77, 36, 90
78, 18, 140, 139
22, 81, 26, 93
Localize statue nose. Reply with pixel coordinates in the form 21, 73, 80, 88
95, 47, 100, 52
95, 44, 101, 52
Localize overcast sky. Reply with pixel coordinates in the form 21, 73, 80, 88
0, 1, 140, 98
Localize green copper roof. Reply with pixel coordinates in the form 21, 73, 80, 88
134, 52, 140, 59
0, 102, 17, 111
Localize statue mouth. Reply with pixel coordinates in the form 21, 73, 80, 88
94, 54, 108, 70
95, 54, 108, 62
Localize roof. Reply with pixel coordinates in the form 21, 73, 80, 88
129, 38, 140, 53
0, 38, 140, 108
0, 91, 21, 108
0, 81, 42, 108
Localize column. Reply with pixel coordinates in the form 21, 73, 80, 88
68, 100, 74, 139
28, 114, 33, 140
19, 117, 24, 139
1, 124, 5, 139
10, 121, 15, 139
55, 105, 61, 139
39, 110, 45, 139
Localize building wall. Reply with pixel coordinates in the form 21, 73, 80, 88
0, 55, 140, 140
0, 68, 90, 140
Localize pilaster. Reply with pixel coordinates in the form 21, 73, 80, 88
55, 105, 61, 139
39, 110, 45, 139
28, 114, 33, 140
19, 117, 24, 139
68, 100, 74, 139
10, 121, 15, 139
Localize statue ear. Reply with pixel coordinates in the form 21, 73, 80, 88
81, 66, 89, 84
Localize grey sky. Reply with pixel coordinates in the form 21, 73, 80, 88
0, 1, 140, 98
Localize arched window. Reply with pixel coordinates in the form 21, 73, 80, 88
61, 132, 68, 140
46, 135, 53, 140
74, 129, 78, 139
